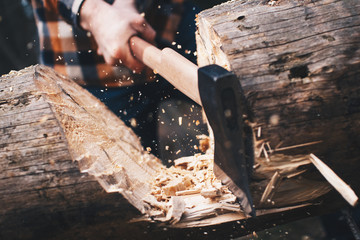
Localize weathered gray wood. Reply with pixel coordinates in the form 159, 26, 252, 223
196, 0, 360, 204
2, 0, 360, 235
0, 65, 328, 240
0, 66, 165, 239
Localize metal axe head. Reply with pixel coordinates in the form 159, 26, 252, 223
198, 64, 255, 216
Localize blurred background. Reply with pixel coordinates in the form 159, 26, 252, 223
0, 0, 38, 75
0, 0, 226, 76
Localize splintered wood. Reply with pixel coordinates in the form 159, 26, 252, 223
154, 155, 225, 200
145, 153, 242, 224
310, 154, 359, 207
16, 66, 354, 228
142, 133, 335, 225
196, 0, 360, 222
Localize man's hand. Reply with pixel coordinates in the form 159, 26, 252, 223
80, 0, 156, 72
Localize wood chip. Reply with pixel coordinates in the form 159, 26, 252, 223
176, 189, 201, 196
201, 188, 221, 199
309, 154, 358, 207
263, 145, 270, 162
257, 142, 265, 158
174, 156, 194, 167
274, 141, 323, 152
162, 175, 193, 197
257, 126, 261, 138
260, 171, 282, 206
165, 196, 186, 224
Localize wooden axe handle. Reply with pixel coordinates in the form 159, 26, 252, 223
130, 36, 201, 105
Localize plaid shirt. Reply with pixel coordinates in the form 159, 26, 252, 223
31, 0, 187, 87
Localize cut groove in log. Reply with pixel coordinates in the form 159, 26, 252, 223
196, 0, 360, 158
0, 64, 341, 238
0, 65, 327, 239
2, 0, 360, 237
196, 0, 360, 211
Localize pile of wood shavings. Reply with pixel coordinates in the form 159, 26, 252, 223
152, 154, 232, 200
143, 146, 241, 224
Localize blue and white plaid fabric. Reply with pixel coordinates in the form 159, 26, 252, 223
31, 0, 191, 87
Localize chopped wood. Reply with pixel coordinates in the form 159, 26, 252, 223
257, 155, 311, 176
286, 169, 307, 179
256, 142, 265, 158
260, 171, 282, 207
257, 126, 261, 138
253, 163, 261, 170
265, 142, 273, 154
162, 176, 193, 196
201, 187, 222, 199
3, 0, 360, 235
181, 202, 243, 222
197, 134, 211, 153
263, 144, 270, 162
175, 189, 201, 196
165, 196, 186, 224
197, 0, 360, 225
174, 156, 196, 167
309, 154, 359, 207
147, 153, 240, 223
145, 146, 334, 225
143, 195, 168, 211
275, 141, 284, 150
274, 141, 323, 152
0, 65, 168, 238
142, 126, 337, 224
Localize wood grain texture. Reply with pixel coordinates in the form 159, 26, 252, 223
196, 0, 360, 193
0, 65, 328, 240
2, 1, 360, 234
33, 65, 163, 212
0, 64, 354, 238
0, 66, 162, 239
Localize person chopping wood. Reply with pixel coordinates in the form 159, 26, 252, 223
30, 0, 206, 160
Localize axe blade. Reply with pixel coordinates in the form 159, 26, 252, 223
198, 65, 255, 216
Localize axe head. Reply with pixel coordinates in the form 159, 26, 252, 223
198, 65, 255, 216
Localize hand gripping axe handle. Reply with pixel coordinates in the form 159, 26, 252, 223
130, 36, 255, 216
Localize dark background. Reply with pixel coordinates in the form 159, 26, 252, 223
0, 0, 226, 76
0, 0, 38, 75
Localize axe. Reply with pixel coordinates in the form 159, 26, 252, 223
130, 36, 255, 216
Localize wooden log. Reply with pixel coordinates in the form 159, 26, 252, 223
0, 65, 166, 239
0, 65, 332, 239
196, 0, 360, 204
3, 1, 360, 233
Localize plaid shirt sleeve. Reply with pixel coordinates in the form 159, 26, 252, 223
56, 0, 85, 28
56, 0, 115, 27
31, 0, 196, 87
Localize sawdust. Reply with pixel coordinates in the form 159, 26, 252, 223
145, 137, 241, 223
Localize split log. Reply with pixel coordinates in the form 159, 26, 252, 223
196, 0, 360, 208
2, 0, 360, 236
1, 64, 347, 239
0, 65, 325, 239
0, 65, 163, 239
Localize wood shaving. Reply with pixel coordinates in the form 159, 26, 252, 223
147, 152, 238, 224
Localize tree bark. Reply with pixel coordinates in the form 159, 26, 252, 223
0, 65, 164, 239
196, 0, 360, 193
2, 0, 360, 235
0, 65, 331, 240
